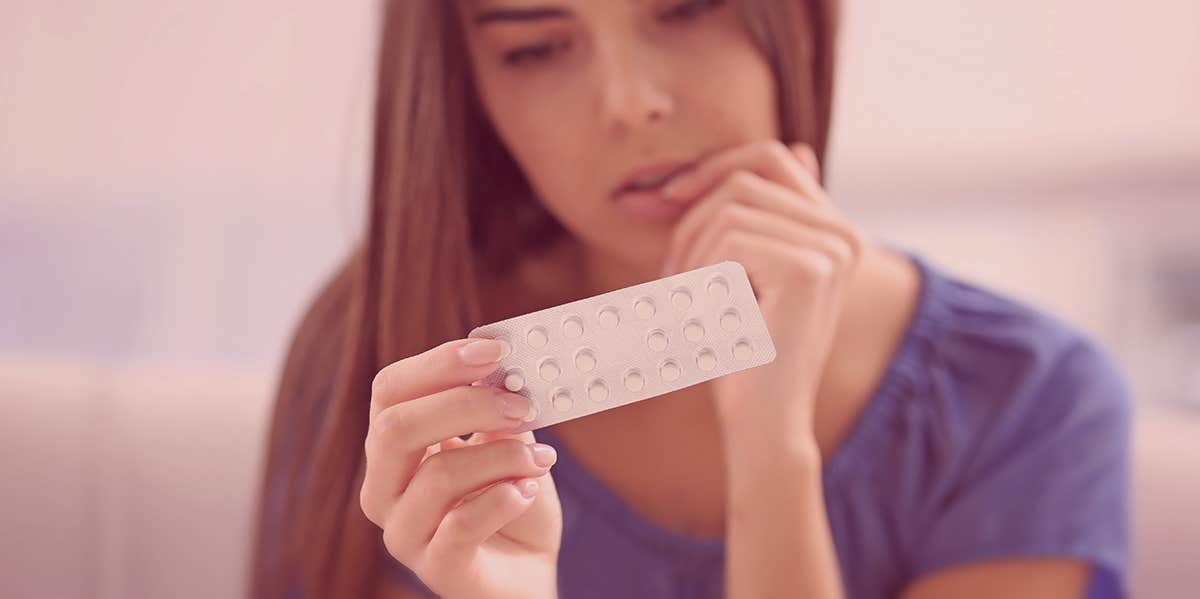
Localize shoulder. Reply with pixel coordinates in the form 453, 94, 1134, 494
909, 254, 1130, 440
890, 254, 1132, 584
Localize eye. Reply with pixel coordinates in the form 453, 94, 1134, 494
658, 0, 725, 23
499, 0, 722, 68
503, 38, 571, 66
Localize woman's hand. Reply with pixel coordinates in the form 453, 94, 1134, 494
659, 140, 865, 444
361, 338, 563, 599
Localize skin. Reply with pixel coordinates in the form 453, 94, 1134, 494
362, 1, 1091, 597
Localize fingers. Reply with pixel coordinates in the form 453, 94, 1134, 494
662, 171, 863, 276
661, 139, 825, 206
790, 143, 821, 181
361, 385, 535, 525
692, 229, 844, 311
380, 438, 556, 563
675, 202, 855, 279
424, 475, 545, 564
371, 338, 508, 421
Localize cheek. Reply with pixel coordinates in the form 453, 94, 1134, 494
479, 93, 607, 239
674, 34, 779, 140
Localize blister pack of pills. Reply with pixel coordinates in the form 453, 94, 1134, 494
467, 261, 777, 432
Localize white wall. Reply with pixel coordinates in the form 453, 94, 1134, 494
2, 1, 1197, 598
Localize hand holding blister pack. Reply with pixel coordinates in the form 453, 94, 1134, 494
469, 261, 776, 432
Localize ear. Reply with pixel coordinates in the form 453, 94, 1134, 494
789, 142, 821, 181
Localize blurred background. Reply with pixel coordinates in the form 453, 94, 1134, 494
1, 0, 1197, 597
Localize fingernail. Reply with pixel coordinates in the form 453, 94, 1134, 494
515, 478, 540, 498
458, 339, 505, 366
498, 393, 533, 420
529, 443, 557, 467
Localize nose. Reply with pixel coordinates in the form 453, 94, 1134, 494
595, 43, 675, 134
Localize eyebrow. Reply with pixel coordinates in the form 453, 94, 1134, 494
473, 5, 572, 26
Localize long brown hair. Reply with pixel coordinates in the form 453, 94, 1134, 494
247, 1, 840, 597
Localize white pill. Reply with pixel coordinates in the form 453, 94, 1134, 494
660, 361, 681, 382
684, 321, 705, 342
527, 327, 548, 349
634, 299, 655, 319
562, 317, 584, 339
647, 330, 669, 352
504, 371, 525, 392
670, 290, 692, 310
552, 390, 573, 412
539, 360, 560, 382
720, 311, 741, 332
575, 350, 596, 373
733, 341, 753, 361
598, 307, 620, 329
588, 380, 609, 402
708, 278, 729, 299
696, 349, 717, 372
624, 370, 645, 391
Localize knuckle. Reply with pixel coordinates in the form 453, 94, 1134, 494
794, 252, 835, 281
827, 236, 853, 266
764, 139, 792, 162
381, 520, 413, 565
359, 485, 381, 526
371, 366, 392, 398
728, 170, 757, 191
845, 226, 866, 260
373, 404, 414, 443
363, 429, 377, 456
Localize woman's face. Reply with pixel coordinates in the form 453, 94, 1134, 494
460, 0, 779, 274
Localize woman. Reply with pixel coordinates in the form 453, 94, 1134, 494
249, 1, 1130, 598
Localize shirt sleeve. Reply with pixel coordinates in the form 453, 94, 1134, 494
909, 337, 1132, 596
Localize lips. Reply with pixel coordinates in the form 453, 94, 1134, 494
612, 161, 694, 199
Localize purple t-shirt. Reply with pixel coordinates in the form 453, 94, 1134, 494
282, 252, 1131, 598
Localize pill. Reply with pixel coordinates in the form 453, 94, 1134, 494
708, 278, 729, 299
720, 311, 741, 332
527, 327, 548, 349
539, 359, 560, 381
624, 370, 645, 391
466, 261, 776, 431
634, 298, 655, 319
598, 307, 620, 329
647, 330, 669, 352
660, 360, 681, 382
504, 371, 525, 392
588, 380, 609, 402
562, 317, 584, 339
575, 349, 596, 372
552, 389, 573, 412
670, 290, 692, 310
